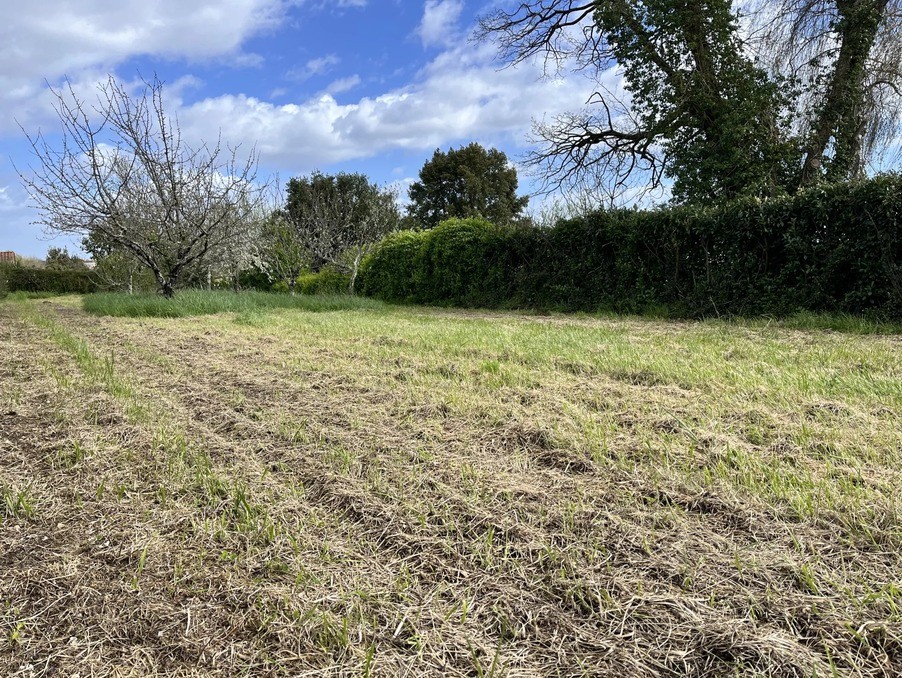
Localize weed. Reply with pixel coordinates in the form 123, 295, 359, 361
1, 482, 35, 521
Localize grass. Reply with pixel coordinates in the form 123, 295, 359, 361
730, 309, 902, 335
0, 296, 899, 675
82, 289, 385, 317
1, 291, 68, 301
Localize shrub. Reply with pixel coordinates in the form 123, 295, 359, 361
296, 268, 350, 295
360, 218, 533, 306
359, 175, 902, 319
415, 218, 514, 305
358, 230, 428, 302
0, 265, 99, 295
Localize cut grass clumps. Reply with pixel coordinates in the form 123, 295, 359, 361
2, 298, 899, 675
83, 290, 385, 318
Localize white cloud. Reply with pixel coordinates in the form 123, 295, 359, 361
324, 75, 362, 96
0, 186, 24, 212
288, 54, 341, 81
417, 0, 464, 48
0, 0, 289, 132
174, 41, 607, 174
1, 0, 284, 78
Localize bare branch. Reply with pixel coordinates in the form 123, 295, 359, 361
18, 74, 269, 297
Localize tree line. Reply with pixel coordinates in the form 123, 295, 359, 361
19, 76, 529, 297
18, 0, 899, 297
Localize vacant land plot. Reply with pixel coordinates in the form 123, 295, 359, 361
0, 296, 899, 676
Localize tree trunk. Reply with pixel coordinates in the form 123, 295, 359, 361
288, 277, 297, 296
800, 0, 888, 186
349, 252, 363, 295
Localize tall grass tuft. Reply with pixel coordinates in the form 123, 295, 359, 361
83, 290, 385, 318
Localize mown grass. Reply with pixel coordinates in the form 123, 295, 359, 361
82, 289, 385, 317
1, 297, 899, 675
1, 291, 67, 301
729, 309, 902, 335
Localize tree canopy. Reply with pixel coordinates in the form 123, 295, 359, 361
285, 171, 400, 291
479, 0, 901, 204
20, 75, 266, 297
45, 246, 87, 270
407, 143, 529, 228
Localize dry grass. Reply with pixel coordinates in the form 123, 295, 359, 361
1, 296, 899, 676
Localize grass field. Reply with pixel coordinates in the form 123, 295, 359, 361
1, 294, 899, 676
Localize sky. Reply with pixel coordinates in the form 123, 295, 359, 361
0, 0, 605, 258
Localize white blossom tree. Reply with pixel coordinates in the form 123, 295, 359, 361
20, 75, 267, 297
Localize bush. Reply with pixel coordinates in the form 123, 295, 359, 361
359, 175, 902, 319
0, 265, 99, 295
0, 269, 7, 299
272, 269, 351, 295
358, 230, 428, 302
360, 218, 533, 306
296, 269, 350, 295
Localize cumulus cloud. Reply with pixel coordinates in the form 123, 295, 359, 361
417, 0, 464, 48
174, 41, 607, 174
1, 0, 284, 78
0, 0, 289, 132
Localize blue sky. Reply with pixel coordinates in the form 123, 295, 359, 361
0, 0, 602, 257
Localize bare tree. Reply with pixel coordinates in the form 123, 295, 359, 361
202, 196, 269, 292
19, 75, 266, 297
286, 172, 400, 293
82, 230, 152, 294
477, 2, 663, 198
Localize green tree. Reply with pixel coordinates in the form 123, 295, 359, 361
481, 1, 900, 201
286, 172, 400, 292
750, 0, 901, 185
45, 246, 87, 270
480, 1, 799, 204
407, 143, 529, 228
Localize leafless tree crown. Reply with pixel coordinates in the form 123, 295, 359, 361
20, 75, 266, 296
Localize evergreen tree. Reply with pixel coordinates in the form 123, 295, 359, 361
407, 143, 529, 228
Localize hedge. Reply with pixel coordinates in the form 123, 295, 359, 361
272, 268, 351, 295
296, 269, 350, 295
358, 176, 902, 319
0, 265, 100, 295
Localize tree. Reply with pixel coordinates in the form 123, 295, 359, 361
479, 1, 798, 204
748, 0, 902, 185
202, 200, 267, 292
286, 172, 400, 292
257, 210, 310, 295
407, 143, 529, 228
82, 234, 153, 294
45, 246, 87, 270
19, 75, 266, 297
